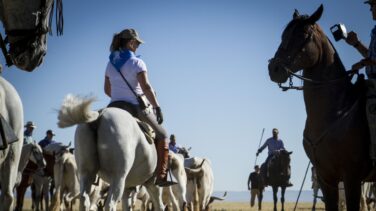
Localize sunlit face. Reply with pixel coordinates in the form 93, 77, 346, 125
127, 39, 141, 52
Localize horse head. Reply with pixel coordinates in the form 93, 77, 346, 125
0, 0, 63, 71
268, 4, 324, 84
178, 146, 191, 158
269, 150, 292, 180
29, 142, 46, 169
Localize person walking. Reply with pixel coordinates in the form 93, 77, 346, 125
247, 165, 264, 210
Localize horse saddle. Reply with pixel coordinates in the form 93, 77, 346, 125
135, 119, 155, 145
0, 114, 18, 150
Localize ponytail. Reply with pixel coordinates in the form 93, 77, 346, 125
110, 33, 121, 52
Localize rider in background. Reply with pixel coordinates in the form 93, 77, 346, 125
345, 0, 376, 162
256, 128, 292, 187
38, 130, 57, 149
23, 121, 36, 145
169, 134, 182, 153
104, 28, 174, 186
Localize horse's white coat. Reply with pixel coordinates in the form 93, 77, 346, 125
58, 94, 164, 211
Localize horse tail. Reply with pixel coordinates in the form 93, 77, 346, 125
57, 94, 99, 128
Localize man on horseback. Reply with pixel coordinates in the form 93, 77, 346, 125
346, 0, 376, 162
23, 121, 36, 145
256, 128, 293, 187
38, 129, 57, 149
104, 28, 176, 187
169, 134, 182, 153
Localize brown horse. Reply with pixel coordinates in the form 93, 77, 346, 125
268, 4, 371, 211
15, 153, 55, 211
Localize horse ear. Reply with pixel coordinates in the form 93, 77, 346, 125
288, 151, 293, 155
306, 4, 323, 25
293, 9, 300, 19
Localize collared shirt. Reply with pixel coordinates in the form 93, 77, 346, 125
258, 137, 285, 156
248, 171, 263, 190
23, 130, 34, 145
38, 137, 56, 149
367, 25, 376, 79
169, 143, 181, 153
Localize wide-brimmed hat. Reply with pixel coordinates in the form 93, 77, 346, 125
120, 28, 144, 43
24, 121, 36, 128
365, 0, 376, 5
46, 129, 55, 136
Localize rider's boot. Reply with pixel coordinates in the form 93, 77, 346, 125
155, 139, 177, 187
366, 79, 376, 162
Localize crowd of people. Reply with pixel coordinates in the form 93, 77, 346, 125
23, 121, 59, 149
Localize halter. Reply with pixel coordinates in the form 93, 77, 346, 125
0, 0, 63, 67
270, 27, 359, 91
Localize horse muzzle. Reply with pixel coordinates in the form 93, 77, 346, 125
9, 36, 47, 72
268, 58, 290, 84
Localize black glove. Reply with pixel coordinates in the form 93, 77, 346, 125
155, 107, 163, 124
256, 149, 261, 156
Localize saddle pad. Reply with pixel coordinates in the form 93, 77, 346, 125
136, 119, 155, 145
0, 114, 18, 150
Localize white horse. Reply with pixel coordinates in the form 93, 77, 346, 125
0, 76, 23, 211
17, 142, 46, 184
57, 94, 164, 211
0, 0, 63, 71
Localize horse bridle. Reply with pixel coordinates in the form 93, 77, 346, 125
0, 0, 63, 67
270, 27, 359, 91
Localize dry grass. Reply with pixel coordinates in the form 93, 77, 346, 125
20, 199, 325, 210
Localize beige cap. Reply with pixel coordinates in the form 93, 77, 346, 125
120, 29, 144, 43
24, 121, 36, 128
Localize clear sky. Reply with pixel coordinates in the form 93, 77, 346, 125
0, 0, 372, 191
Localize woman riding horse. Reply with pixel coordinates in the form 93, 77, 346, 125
104, 28, 175, 187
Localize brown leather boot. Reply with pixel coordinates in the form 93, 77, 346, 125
155, 139, 177, 187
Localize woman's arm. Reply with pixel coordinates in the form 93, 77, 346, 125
137, 71, 159, 108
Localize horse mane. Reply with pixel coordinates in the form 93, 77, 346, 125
43, 142, 66, 155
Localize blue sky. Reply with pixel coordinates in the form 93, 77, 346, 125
1, 1, 372, 191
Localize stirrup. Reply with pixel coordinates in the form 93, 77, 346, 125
155, 167, 178, 187
155, 179, 178, 187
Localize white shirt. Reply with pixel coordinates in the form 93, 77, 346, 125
105, 57, 147, 105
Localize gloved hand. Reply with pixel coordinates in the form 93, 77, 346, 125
345, 31, 360, 46
155, 107, 163, 124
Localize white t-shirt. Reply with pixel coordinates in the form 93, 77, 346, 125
105, 57, 147, 105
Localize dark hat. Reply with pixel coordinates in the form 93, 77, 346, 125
46, 130, 55, 136
254, 165, 260, 169
119, 28, 144, 43
24, 121, 36, 128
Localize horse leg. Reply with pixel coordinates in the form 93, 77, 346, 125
122, 188, 135, 211
344, 179, 361, 211
272, 186, 278, 211
320, 180, 339, 211
79, 173, 97, 211
312, 187, 318, 211
0, 157, 19, 211
145, 184, 165, 211
104, 175, 126, 211
15, 179, 29, 211
281, 186, 286, 211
